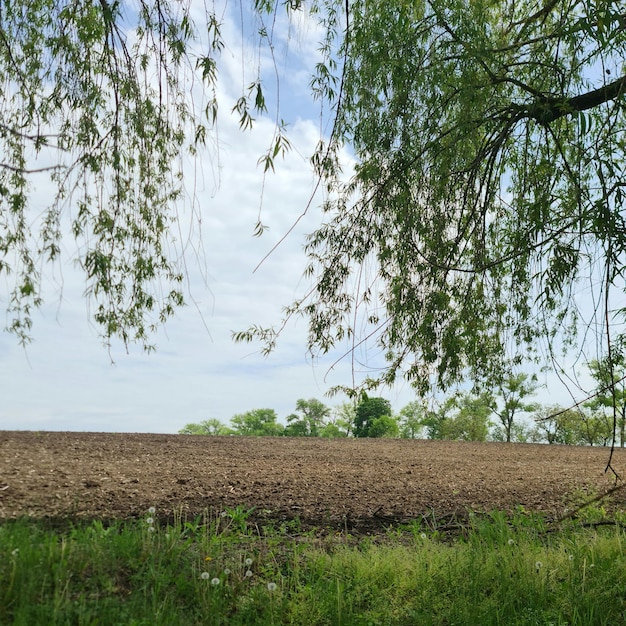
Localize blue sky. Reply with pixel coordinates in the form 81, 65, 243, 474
0, 1, 601, 433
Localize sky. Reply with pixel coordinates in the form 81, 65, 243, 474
0, 2, 602, 433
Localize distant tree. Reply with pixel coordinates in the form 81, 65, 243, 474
353, 395, 393, 438
319, 422, 345, 438
368, 415, 400, 438
423, 405, 447, 440
327, 402, 356, 437
577, 407, 614, 446
284, 398, 331, 437
230, 409, 284, 437
530, 406, 584, 445
492, 373, 540, 443
178, 419, 231, 436
490, 421, 533, 443
586, 357, 626, 447
398, 401, 429, 439
437, 392, 495, 442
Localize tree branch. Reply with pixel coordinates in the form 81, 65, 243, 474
511, 0, 562, 28
0, 162, 65, 174
524, 75, 626, 124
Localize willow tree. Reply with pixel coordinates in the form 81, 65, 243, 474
0, 0, 285, 349
5, 0, 626, 393
241, 0, 626, 393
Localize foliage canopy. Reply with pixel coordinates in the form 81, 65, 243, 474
353, 395, 394, 437
492, 374, 540, 442
4, 0, 626, 398
585, 357, 626, 446
230, 408, 284, 436
430, 392, 495, 441
285, 398, 331, 437
0, 0, 204, 346
0, 0, 283, 349
242, 0, 626, 394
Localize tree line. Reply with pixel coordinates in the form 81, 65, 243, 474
180, 359, 626, 446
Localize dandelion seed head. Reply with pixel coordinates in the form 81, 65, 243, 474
146, 517, 154, 525
535, 561, 543, 570
200, 572, 211, 580
245, 570, 253, 578
211, 577, 221, 586
223, 568, 231, 575
508, 539, 515, 545
148, 506, 156, 514
245, 557, 253, 566
267, 582, 277, 592
147, 526, 155, 533
420, 533, 427, 540
568, 554, 574, 561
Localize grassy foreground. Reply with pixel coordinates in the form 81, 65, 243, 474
2, 506, 626, 625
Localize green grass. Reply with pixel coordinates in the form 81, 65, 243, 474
2, 506, 626, 625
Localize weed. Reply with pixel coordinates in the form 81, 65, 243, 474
2, 508, 626, 625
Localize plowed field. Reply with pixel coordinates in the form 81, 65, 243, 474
2, 432, 626, 533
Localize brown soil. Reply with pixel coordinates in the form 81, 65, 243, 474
2, 432, 626, 533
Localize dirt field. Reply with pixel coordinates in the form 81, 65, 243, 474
2, 432, 626, 533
